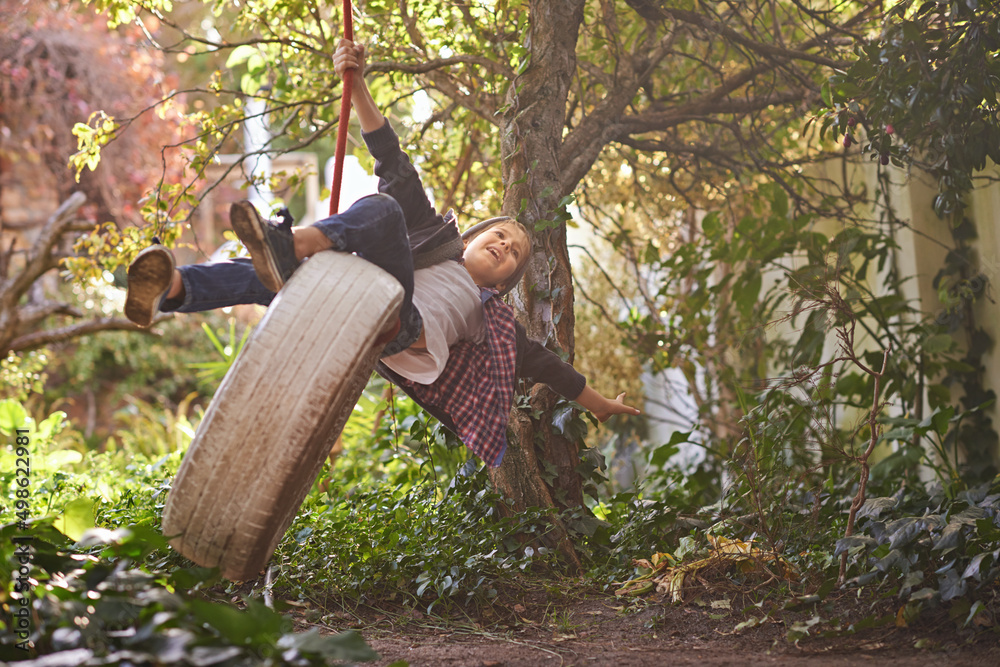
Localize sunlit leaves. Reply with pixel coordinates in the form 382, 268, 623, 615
70, 113, 119, 177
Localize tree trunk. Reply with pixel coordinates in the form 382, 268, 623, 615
489, 0, 588, 571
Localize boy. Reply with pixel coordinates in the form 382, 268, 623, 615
124, 39, 638, 466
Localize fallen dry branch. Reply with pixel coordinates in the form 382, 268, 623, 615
615, 534, 796, 602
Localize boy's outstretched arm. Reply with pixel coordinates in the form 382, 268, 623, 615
333, 38, 385, 132
574, 385, 641, 423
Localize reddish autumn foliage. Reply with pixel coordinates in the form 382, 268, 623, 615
0, 0, 185, 228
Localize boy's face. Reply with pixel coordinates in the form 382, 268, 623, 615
462, 222, 529, 290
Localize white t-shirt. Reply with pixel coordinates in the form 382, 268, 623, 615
381, 260, 485, 384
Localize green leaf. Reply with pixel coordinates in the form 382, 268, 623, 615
857, 496, 897, 520
0, 399, 29, 434
964, 600, 986, 628
37, 449, 84, 471
930, 406, 955, 437
961, 553, 990, 581
922, 333, 954, 354
277, 629, 378, 662
55, 498, 96, 542
36, 411, 66, 443
886, 517, 923, 550
770, 186, 789, 218
881, 426, 915, 442
938, 568, 967, 601
702, 212, 721, 238
189, 599, 289, 647
834, 535, 878, 556
650, 431, 692, 467
225, 44, 259, 68
933, 522, 963, 551
733, 271, 762, 318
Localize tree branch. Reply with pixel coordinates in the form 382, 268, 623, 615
4, 192, 87, 307
557, 0, 869, 196
368, 56, 513, 79
16, 302, 84, 332
661, 7, 848, 69
8, 316, 171, 353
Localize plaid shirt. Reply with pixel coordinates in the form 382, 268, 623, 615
399, 290, 517, 467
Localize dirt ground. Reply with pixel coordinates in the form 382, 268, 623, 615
296, 587, 1000, 667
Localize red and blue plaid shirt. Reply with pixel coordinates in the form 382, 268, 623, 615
398, 291, 517, 467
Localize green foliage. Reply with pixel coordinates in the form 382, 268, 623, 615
0, 351, 48, 403
187, 318, 254, 390
1, 399, 374, 663
837, 480, 1000, 613
10, 0, 999, 642
270, 469, 553, 613
0, 521, 377, 664
109, 393, 199, 459
821, 0, 1000, 216
53, 310, 248, 410
329, 380, 475, 493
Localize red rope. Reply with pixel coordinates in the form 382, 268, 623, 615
329, 0, 354, 216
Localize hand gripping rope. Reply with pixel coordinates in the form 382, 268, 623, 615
329, 0, 354, 216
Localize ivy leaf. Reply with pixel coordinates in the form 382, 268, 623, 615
886, 517, 923, 550
938, 568, 967, 601
874, 549, 910, 574
550, 403, 575, 434
834, 535, 878, 557
962, 552, 991, 582
933, 522, 964, 551
857, 496, 897, 520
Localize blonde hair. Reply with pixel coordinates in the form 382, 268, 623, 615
461, 216, 533, 294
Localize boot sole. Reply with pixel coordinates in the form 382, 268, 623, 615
125, 246, 174, 328
229, 201, 285, 293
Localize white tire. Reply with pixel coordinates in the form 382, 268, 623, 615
162, 252, 403, 580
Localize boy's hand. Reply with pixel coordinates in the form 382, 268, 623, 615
575, 385, 641, 423
594, 392, 642, 423
333, 38, 366, 79
331, 38, 384, 132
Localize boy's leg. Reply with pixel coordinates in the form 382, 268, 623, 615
164, 258, 276, 313
125, 245, 276, 326
228, 195, 421, 355
312, 194, 420, 356
229, 202, 299, 293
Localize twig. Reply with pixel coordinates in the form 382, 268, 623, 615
836, 303, 892, 585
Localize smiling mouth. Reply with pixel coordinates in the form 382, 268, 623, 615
489, 247, 500, 261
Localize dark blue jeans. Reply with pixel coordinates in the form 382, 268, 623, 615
162, 194, 422, 356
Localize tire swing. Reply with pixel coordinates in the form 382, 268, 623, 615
161, 6, 391, 581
